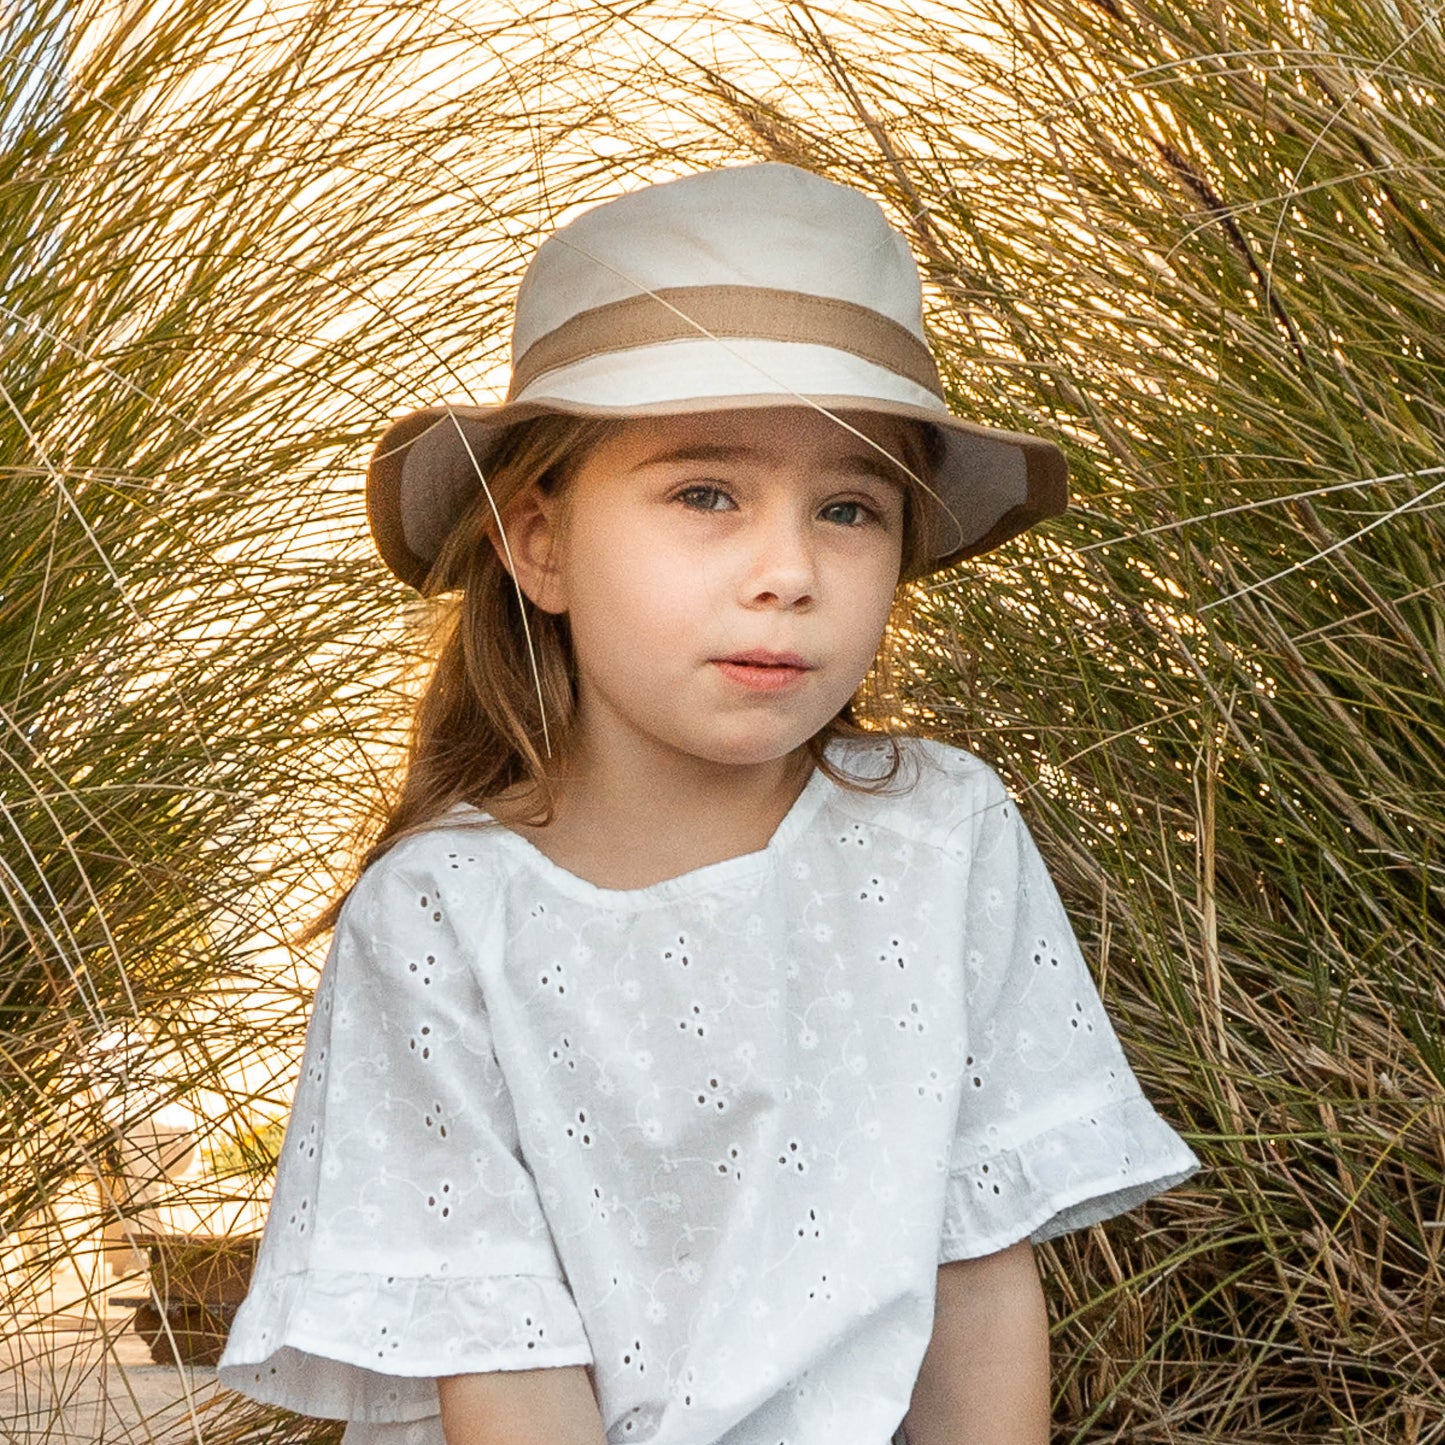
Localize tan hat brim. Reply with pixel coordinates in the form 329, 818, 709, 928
366, 390, 1067, 592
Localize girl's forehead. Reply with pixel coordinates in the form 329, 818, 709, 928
587, 407, 916, 474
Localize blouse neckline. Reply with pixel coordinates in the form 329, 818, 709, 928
472, 762, 834, 910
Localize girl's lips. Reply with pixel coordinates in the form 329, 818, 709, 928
719, 649, 811, 667
712, 651, 814, 693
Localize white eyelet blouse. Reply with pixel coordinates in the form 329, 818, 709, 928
219, 738, 1199, 1445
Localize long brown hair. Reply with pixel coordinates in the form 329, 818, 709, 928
312, 408, 944, 933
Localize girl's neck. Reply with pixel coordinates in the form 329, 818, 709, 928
493, 742, 815, 892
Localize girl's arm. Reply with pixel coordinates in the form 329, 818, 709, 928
438, 1365, 609, 1445
902, 1240, 1051, 1445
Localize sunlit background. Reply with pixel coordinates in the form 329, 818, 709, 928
4, 1, 1444, 1440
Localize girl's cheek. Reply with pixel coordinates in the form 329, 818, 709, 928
653, 550, 732, 600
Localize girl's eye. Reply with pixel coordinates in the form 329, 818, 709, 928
819, 500, 877, 527
676, 485, 735, 513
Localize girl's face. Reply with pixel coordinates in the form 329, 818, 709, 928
506, 407, 910, 776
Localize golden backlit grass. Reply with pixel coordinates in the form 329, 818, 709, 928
4, 2, 1443, 1441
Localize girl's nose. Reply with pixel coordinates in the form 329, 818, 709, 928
743, 515, 817, 609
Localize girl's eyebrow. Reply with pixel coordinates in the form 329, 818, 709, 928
636, 441, 905, 483
636, 443, 756, 468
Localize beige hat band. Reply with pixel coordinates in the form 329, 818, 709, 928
507, 284, 944, 403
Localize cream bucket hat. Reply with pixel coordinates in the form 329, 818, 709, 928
367, 163, 1067, 591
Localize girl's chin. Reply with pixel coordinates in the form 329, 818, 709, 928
672, 729, 830, 773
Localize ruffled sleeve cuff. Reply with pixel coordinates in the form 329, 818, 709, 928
939, 1091, 1200, 1261
217, 1268, 593, 1422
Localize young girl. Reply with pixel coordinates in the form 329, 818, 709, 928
218, 163, 1199, 1445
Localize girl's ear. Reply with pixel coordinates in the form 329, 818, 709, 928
491, 488, 568, 614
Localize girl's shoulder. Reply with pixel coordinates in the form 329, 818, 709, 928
337, 804, 507, 926
824, 734, 1014, 857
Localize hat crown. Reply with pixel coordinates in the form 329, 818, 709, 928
511, 164, 927, 361
366, 162, 1068, 593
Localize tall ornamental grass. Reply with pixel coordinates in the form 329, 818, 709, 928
4, 0, 1442, 1442
1, 2, 623, 1438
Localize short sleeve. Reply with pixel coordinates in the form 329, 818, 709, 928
218, 848, 592, 1426
939, 770, 1200, 1260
